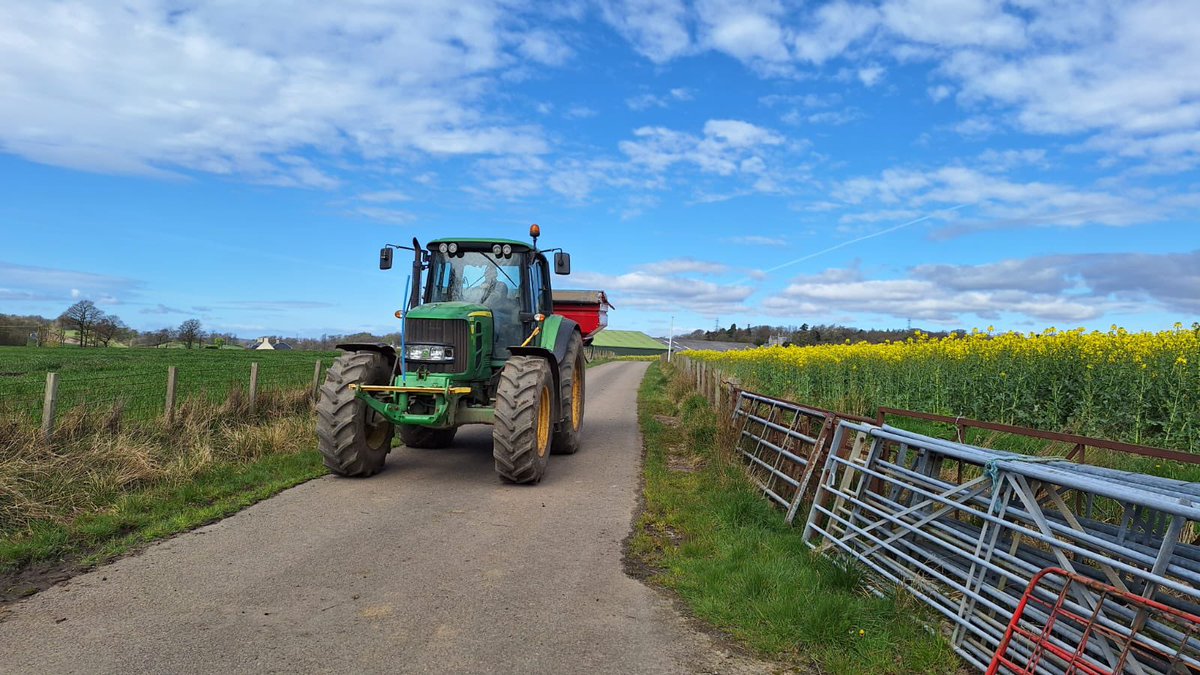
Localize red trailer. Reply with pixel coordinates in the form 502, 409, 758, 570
552, 289, 614, 343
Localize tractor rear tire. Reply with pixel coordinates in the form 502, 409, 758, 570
316, 351, 394, 477
399, 424, 457, 449
492, 356, 554, 484
551, 331, 585, 455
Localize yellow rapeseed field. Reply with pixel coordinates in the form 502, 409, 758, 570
687, 325, 1199, 450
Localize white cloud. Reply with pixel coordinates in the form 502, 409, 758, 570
619, 119, 785, 177
880, 0, 1026, 49
976, 148, 1048, 171
792, 1, 880, 64
0, 1, 553, 182
595, 0, 1197, 175
636, 258, 729, 275
626, 87, 694, 110
349, 207, 417, 225
833, 165, 1157, 236
574, 266, 752, 316
927, 84, 952, 102
727, 235, 787, 246
598, 0, 692, 63
703, 119, 783, 147
935, 1, 1200, 166
953, 116, 997, 137
0, 261, 142, 306
697, 0, 791, 64
857, 64, 886, 87
799, 108, 865, 125
564, 105, 598, 119
516, 28, 574, 65
356, 190, 411, 204
762, 250, 1200, 323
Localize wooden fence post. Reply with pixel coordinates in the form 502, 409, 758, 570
164, 366, 178, 424
311, 360, 322, 401
249, 362, 259, 415
41, 372, 59, 441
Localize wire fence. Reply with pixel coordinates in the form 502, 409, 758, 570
0, 348, 339, 426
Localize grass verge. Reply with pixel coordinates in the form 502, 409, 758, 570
630, 362, 960, 674
1, 389, 326, 602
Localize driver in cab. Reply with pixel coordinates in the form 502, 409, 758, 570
469, 265, 520, 351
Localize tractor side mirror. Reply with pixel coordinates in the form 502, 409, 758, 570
379, 247, 393, 270
554, 251, 571, 275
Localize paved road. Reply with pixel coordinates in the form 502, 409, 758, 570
2, 361, 772, 674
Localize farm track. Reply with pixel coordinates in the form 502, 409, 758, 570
0, 361, 774, 674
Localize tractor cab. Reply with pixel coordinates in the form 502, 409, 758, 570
422, 239, 543, 358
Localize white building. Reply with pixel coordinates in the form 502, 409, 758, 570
249, 337, 293, 350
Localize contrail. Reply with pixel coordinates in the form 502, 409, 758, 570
732, 204, 969, 285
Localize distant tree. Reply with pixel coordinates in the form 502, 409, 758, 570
48, 322, 67, 347
94, 315, 128, 347
212, 336, 226, 349
177, 318, 203, 349
150, 327, 174, 347
61, 300, 104, 347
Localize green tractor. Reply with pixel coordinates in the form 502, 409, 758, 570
316, 225, 592, 484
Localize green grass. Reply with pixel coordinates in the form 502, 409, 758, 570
587, 354, 661, 368
1, 449, 325, 576
0, 346, 338, 421
631, 362, 959, 673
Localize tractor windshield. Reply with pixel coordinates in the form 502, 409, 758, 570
427, 250, 523, 305
427, 249, 526, 354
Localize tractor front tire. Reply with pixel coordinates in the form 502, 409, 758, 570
492, 356, 554, 484
551, 331, 585, 455
316, 351, 394, 477
399, 424, 457, 449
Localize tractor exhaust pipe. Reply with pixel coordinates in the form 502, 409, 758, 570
410, 237, 422, 310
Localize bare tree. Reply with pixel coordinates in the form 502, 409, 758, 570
60, 300, 104, 347
150, 327, 174, 347
177, 318, 203, 349
49, 322, 67, 347
94, 315, 128, 347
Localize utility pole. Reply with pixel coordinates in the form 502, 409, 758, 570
667, 315, 674, 363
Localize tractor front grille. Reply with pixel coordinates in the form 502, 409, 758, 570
404, 318, 469, 373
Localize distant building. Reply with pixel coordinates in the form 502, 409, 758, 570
249, 337, 293, 351
590, 330, 669, 356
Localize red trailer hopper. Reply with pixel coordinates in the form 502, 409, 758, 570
552, 289, 614, 343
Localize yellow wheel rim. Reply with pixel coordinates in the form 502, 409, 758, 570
536, 385, 551, 457
570, 370, 582, 431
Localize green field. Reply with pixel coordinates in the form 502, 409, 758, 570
0, 347, 339, 422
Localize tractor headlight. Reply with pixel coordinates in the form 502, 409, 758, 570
407, 344, 454, 362
448, 242, 458, 254
501, 244, 512, 257
492, 244, 502, 256
438, 243, 449, 254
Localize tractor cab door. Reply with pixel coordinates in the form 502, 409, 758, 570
527, 255, 553, 315
511, 255, 553, 356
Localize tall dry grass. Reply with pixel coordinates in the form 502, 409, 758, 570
0, 388, 316, 535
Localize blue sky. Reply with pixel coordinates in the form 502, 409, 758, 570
1, 0, 1197, 339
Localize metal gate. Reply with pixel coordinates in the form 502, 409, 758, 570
801, 421, 1200, 671
988, 567, 1200, 674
